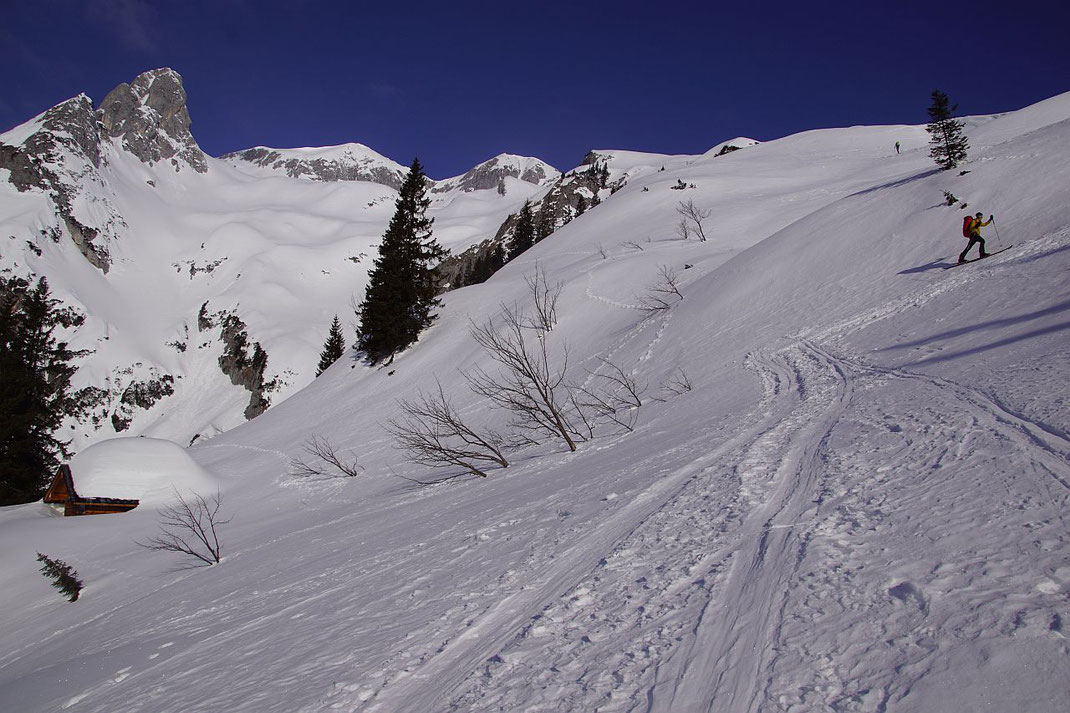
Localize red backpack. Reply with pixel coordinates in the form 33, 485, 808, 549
962, 216, 974, 237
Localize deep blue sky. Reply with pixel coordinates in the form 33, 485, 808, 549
2, 0, 1067, 179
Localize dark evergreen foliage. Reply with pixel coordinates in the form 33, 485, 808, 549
508, 200, 536, 260
535, 207, 555, 242
575, 195, 588, 216
1, 277, 84, 505
356, 159, 446, 363
36, 552, 83, 602
315, 315, 346, 376
926, 90, 969, 170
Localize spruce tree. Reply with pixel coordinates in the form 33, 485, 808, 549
356, 158, 446, 363
575, 195, 588, 216
0, 277, 83, 505
315, 315, 346, 376
508, 200, 536, 260
37, 552, 83, 602
535, 207, 555, 243
926, 89, 969, 170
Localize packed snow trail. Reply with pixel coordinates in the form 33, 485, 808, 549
401, 338, 1070, 713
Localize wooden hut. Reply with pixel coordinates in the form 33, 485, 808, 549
43, 465, 140, 516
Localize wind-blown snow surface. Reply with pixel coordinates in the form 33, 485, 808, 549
2, 95, 1069, 712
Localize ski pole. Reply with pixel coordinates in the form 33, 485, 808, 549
991, 217, 1003, 250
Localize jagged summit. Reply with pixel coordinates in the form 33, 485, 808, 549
97, 68, 207, 173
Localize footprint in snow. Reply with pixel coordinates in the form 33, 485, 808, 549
888, 581, 929, 614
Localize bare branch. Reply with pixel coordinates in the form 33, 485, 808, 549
638, 264, 684, 312
621, 240, 644, 252
575, 359, 646, 433
387, 380, 509, 478
289, 436, 363, 479
523, 264, 562, 333
676, 199, 711, 242
468, 306, 584, 451
137, 490, 230, 568
675, 218, 691, 240
655, 367, 694, 401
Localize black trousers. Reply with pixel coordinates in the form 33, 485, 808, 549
959, 235, 986, 261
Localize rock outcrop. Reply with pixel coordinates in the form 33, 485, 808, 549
438, 153, 622, 289
0, 95, 117, 271
222, 144, 406, 189
97, 68, 207, 173
432, 154, 558, 194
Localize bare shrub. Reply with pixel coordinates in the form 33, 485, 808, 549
621, 240, 644, 252
676, 199, 711, 241
638, 264, 684, 312
289, 436, 363, 479
388, 381, 509, 478
138, 490, 230, 568
675, 218, 691, 240
657, 367, 693, 400
467, 305, 584, 452
524, 265, 562, 333
575, 359, 645, 433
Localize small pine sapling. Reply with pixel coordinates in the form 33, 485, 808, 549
36, 552, 83, 602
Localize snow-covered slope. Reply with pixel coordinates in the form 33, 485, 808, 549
0, 69, 558, 450
1, 92, 1069, 712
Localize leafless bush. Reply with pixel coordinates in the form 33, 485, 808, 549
638, 264, 685, 312
388, 381, 509, 478
596, 243, 608, 260
524, 265, 562, 333
676, 199, 711, 241
656, 367, 693, 400
468, 305, 584, 452
138, 490, 230, 568
675, 218, 691, 241
289, 436, 363, 479
621, 240, 644, 252
576, 359, 645, 433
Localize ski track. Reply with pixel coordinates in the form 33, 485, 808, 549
347, 331, 1070, 712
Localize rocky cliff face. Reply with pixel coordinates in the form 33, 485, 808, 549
0, 68, 209, 275
438, 153, 623, 289
221, 144, 406, 189
0, 95, 118, 271
97, 68, 207, 174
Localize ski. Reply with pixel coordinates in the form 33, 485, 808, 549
943, 245, 1013, 269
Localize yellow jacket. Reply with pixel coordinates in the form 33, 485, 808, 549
969, 217, 992, 237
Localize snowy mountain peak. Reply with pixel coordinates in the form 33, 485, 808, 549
433, 153, 560, 194
220, 142, 409, 189
97, 67, 207, 174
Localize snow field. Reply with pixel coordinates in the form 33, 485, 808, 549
1, 93, 1069, 711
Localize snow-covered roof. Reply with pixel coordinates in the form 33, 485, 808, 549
68, 437, 218, 504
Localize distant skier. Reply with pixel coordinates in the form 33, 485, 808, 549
959, 212, 993, 263
895, 141, 900, 154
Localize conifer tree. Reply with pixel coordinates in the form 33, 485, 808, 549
926, 89, 969, 170
575, 195, 588, 216
535, 207, 555, 243
36, 552, 83, 602
315, 315, 346, 376
0, 277, 84, 505
508, 200, 536, 260
356, 159, 446, 363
